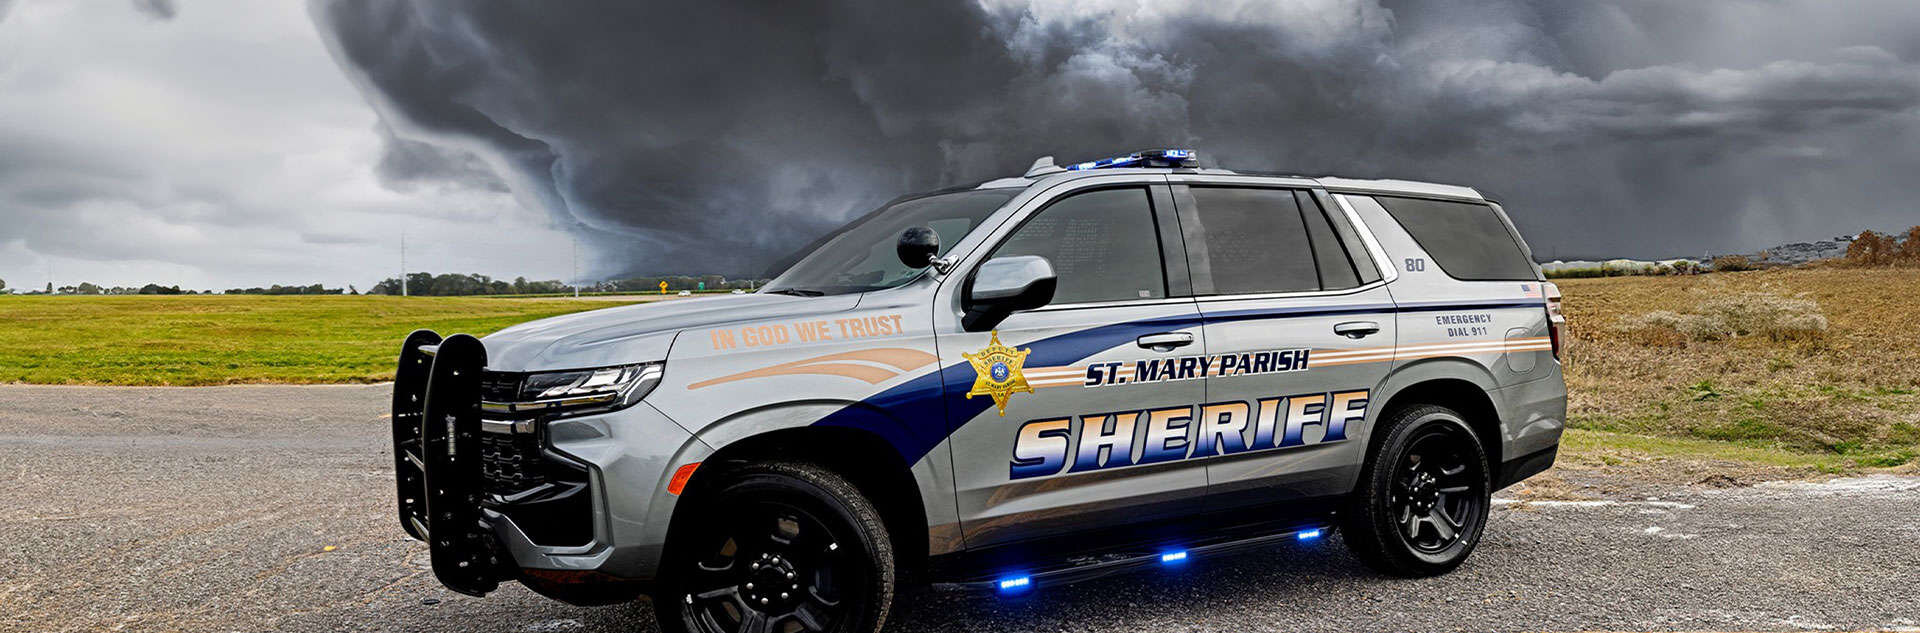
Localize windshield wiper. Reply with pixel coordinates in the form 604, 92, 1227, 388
764, 288, 825, 297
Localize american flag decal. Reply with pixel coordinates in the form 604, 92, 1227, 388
1521, 283, 1542, 298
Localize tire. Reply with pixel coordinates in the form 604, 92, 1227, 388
655, 462, 896, 633
1339, 404, 1491, 577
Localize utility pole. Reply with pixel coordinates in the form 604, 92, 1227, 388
400, 230, 409, 297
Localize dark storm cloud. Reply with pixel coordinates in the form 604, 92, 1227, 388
372, 124, 508, 194
130, 0, 176, 20
311, 0, 1920, 276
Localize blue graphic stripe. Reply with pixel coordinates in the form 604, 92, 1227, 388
815, 314, 1202, 464
1392, 298, 1546, 312
813, 298, 1542, 464
1199, 302, 1397, 323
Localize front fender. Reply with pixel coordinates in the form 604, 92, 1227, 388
676, 401, 964, 558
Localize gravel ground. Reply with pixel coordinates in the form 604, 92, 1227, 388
1, 384, 1915, 633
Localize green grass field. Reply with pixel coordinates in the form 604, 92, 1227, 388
0, 295, 633, 385
4, 273, 1916, 475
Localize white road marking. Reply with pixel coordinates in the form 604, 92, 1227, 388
1493, 498, 1697, 510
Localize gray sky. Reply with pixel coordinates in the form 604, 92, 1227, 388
5, 1, 1920, 290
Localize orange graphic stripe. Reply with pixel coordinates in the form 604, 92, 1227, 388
1311, 337, 1551, 368
687, 348, 939, 390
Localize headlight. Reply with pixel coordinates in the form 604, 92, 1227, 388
482, 363, 664, 418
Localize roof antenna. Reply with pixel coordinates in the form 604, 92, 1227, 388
1024, 155, 1065, 178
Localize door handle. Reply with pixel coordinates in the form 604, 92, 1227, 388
1334, 321, 1381, 339
1136, 332, 1195, 352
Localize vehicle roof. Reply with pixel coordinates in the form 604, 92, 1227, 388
975, 167, 1486, 202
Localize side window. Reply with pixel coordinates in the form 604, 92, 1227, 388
989, 188, 1167, 304
1295, 190, 1362, 290
1179, 187, 1319, 295
1373, 196, 1536, 281
1316, 192, 1383, 284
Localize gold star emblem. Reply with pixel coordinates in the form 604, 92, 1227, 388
963, 331, 1032, 416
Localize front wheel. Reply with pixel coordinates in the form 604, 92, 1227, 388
655, 462, 896, 633
1340, 404, 1491, 577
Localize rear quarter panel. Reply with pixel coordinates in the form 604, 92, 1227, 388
1335, 193, 1566, 463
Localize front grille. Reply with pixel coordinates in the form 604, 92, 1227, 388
479, 371, 524, 405
475, 370, 594, 547
479, 432, 547, 495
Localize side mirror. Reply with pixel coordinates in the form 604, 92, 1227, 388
896, 226, 940, 269
963, 255, 1057, 331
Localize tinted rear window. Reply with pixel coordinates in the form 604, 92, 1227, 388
1373, 196, 1536, 281
1181, 187, 1319, 295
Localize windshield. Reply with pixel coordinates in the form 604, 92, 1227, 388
762, 188, 1020, 296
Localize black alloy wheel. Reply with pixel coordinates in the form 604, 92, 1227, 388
1391, 426, 1484, 554
658, 462, 894, 633
1341, 404, 1491, 577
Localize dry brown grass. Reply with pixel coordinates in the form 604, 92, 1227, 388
1560, 268, 1920, 469
1620, 290, 1828, 342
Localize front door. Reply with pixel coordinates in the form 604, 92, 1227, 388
937, 183, 1210, 549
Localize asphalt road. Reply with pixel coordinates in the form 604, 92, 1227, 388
2, 384, 1915, 633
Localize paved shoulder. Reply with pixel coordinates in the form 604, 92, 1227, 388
1, 385, 1915, 632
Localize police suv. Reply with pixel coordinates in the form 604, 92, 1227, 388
391, 149, 1567, 633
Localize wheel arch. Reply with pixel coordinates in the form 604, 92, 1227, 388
669, 424, 939, 577
1366, 359, 1506, 478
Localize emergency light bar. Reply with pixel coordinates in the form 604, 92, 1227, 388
1065, 148, 1197, 171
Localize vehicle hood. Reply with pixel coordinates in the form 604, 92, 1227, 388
481, 293, 862, 371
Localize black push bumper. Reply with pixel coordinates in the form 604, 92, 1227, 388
392, 330, 504, 596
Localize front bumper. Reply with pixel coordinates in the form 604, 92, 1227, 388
391, 330, 707, 599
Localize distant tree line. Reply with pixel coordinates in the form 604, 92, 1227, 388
12, 282, 210, 295
4, 272, 768, 296
364, 272, 764, 296
222, 284, 349, 295
599, 275, 758, 293
367, 273, 569, 296
1839, 227, 1920, 267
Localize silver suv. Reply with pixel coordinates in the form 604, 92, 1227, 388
391, 149, 1568, 633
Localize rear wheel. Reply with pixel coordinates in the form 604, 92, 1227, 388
1340, 404, 1490, 577
655, 462, 895, 633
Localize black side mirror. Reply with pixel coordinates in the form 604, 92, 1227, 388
963, 255, 1057, 331
896, 226, 940, 269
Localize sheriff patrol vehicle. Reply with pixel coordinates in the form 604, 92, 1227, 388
390, 149, 1568, 633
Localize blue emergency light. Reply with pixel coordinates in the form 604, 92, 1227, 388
1065, 148, 1198, 171
1297, 529, 1322, 541
1159, 550, 1189, 564
997, 575, 1032, 592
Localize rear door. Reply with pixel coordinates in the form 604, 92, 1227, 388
1166, 179, 1398, 509
935, 177, 1212, 549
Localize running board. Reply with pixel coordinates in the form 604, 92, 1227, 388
940, 524, 1333, 593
